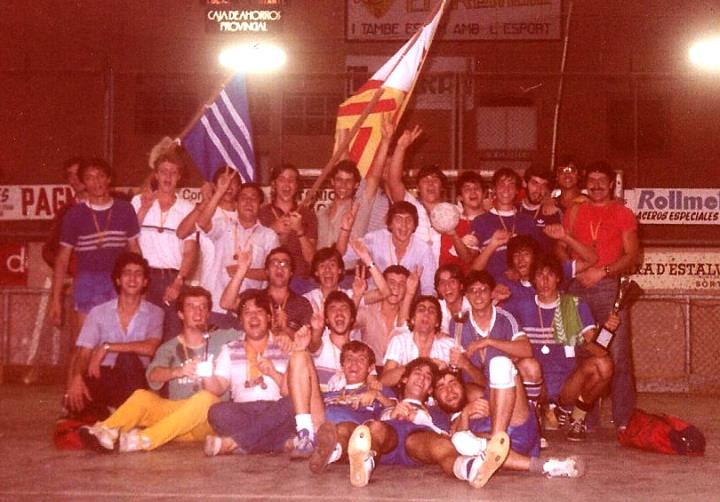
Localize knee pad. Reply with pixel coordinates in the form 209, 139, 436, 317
489, 356, 517, 390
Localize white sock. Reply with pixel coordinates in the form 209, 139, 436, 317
295, 414, 314, 440
328, 443, 343, 464
453, 455, 474, 481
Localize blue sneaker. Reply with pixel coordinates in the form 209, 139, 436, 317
290, 428, 315, 460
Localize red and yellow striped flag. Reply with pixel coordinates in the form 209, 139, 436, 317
336, 2, 446, 176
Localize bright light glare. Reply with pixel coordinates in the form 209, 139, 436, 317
689, 37, 720, 72
219, 43, 287, 73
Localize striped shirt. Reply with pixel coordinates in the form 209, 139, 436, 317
60, 199, 140, 274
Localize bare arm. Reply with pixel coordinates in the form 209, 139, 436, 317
544, 223, 597, 272
471, 229, 510, 272
380, 359, 405, 387
385, 125, 422, 203
361, 114, 394, 203
50, 245, 73, 326
219, 244, 252, 312
164, 239, 198, 303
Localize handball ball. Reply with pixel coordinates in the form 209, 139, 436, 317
430, 202, 461, 233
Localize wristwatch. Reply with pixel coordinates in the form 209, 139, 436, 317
366, 262, 376, 270
103, 342, 112, 352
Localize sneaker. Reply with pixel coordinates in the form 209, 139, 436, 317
290, 428, 315, 460
468, 432, 510, 489
310, 422, 339, 474
348, 425, 375, 488
79, 422, 118, 452
118, 429, 151, 453
543, 456, 586, 478
554, 406, 572, 430
567, 418, 587, 442
451, 430, 488, 456
204, 435, 242, 456
544, 404, 560, 431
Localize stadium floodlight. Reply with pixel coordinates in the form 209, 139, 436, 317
689, 36, 720, 72
219, 43, 287, 73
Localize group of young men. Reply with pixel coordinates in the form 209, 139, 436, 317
49, 124, 640, 489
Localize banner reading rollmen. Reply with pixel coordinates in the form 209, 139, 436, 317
336, 0, 447, 176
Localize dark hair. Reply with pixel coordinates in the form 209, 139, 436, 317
506, 235, 540, 269
433, 369, 468, 414
523, 162, 554, 185
383, 264, 411, 279
264, 246, 295, 274
491, 168, 521, 190
340, 340, 376, 368
556, 154, 580, 171
398, 357, 439, 399
111, 252, 150, 294
455, 171, 484, 194
212, 166, 239, 184
239, 182, 265, 205
63, 156, 85, 173
324, 290, 357, 326
408, 295, 442, 332
386, 200, 419, 231
176, 285, 212, 313
416, 165, 447, 188
330, 160, 361, 184
532, 252, 565, 285
434, 264, 464, 294
237, 289, 272, 316
311, 247, 344, 280
463, 270, 496, 292
79, 157, 112, 180
585, 160, 615, 184
270, 163, 300, 183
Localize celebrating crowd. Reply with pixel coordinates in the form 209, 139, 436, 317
48, 121, 640, 489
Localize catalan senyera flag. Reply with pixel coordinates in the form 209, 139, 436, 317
336, 1, 446, 176
180, 73, 256, 182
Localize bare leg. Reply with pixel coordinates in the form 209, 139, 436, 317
405, 431, 457, 476
287, 351, 325, 431
560, 355, 613, 406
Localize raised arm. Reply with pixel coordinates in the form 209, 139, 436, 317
219, 244, 253, 312
544, 223, 597, 273
385, 125, 422, 203
197, 168, 237, 233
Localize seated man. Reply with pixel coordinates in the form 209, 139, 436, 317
431, 369, 584, 478
64, 252, 163, 419
381, 295, 459, 387
79, 286, 235, 452
344, 358, 511, 489
513, 254, 617, 442
203, 290, 295, 456
220, 246, 313, 339
339, 200, 437, 295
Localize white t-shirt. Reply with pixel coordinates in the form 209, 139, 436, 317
131, 195, 195, 269
383, 328, 454, 366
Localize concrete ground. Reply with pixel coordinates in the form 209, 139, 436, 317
0, 384, 716, 501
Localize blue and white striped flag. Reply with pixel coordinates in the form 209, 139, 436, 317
181, 73, 256, 182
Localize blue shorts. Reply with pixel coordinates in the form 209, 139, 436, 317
379, 420, 432, 467
74, 272, 116, 314
325, 405, 375, 425
468, 407, 540, 458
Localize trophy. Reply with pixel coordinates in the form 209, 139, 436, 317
450, 310, 468, 374
594, 276, 643, 349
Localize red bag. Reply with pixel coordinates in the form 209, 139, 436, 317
618, 408, 705, 456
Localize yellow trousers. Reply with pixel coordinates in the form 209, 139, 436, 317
102, 389, 219, 450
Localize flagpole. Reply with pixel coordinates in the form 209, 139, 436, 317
177, 72, 238, 140
395, 0, 448, 122
550, 0, 574, 169
300, 0, 449, 207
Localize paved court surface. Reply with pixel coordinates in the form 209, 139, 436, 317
0, 384, 716, 501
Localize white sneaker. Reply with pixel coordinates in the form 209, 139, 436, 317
451, 430, 488, 456
88, 423, 118, 450
468, 432, 510, 489
348, 425, 375, 488
204, 435, 222, 457
118, 429, 150, 453
543, 456, 586, 478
